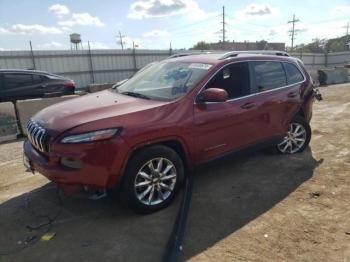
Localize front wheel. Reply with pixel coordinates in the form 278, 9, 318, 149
276, 116, 311, 154
120, 145, 184, 214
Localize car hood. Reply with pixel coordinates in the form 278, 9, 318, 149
33, 89, 168, 133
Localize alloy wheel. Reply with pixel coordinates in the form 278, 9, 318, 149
134, 157, 177, 205
277, 122, 307, 154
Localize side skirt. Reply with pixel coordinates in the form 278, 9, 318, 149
196, 136, 283, 166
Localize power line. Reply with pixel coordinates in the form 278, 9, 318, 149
168, 30, 219, 40
306, 16, 349, 25
163, 14, 220, 34
288, 14, 300, 51
169, 13, 349, 38
226, 13, 286, 29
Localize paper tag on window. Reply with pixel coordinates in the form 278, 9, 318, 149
189, 63, 212, 70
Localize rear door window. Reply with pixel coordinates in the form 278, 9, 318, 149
4, 73, 33, 89
32, 74, 43, 84
284, 63, 304, 84
251, 61, 287, 93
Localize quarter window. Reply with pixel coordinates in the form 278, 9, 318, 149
284, 63, 304, 84
251, 61, 287, 92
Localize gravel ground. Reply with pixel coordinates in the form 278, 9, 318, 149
0, 83, 349, 262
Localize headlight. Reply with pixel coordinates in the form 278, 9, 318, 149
60, 128, 120, 144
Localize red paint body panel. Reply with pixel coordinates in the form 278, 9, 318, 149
23, 54, 314, 191
33, 89, 168, 134
193, 95, 264, 161
24, 134, 130, 187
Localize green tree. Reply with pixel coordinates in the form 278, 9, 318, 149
295, 35, 349, 53
191, 41, 211, 50
257, 40, 268, 50
326, 35, 349, 52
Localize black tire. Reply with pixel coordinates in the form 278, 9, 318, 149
120, 145, 184, 214
63, 89, 75, 96
276, 115, 311, 154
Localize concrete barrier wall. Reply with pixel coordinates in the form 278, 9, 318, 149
318, 68, 349, 85
17, 95, 79, 135
0, 102, 19, 142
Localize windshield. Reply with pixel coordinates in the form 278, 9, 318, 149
117, 61, 212, 101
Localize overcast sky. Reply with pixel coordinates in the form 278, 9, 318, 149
0, 0, 349, 51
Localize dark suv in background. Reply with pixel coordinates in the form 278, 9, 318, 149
0, 69, 75, 102
24, 51, 318, 213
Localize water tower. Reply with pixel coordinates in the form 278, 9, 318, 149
70, 33, 83, 50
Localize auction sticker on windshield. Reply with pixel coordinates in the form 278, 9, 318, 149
189, 63, 212, 70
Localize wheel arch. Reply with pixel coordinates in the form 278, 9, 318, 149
159, 139, 191, 171
296, 107, 305, 119
112, 137, 193, 188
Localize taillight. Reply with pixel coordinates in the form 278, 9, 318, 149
63, 81, 75, 87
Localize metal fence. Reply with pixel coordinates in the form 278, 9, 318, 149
290, 51, 350, 68
1, 49, 349, 89
0, 49, 171, 89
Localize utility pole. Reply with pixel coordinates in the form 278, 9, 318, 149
118, 31, 125, 50
346, 22, 350, 51
87, 41, 95, 83
222, 6, 226, 42
288, 14, 300, 51
29, 40, 36, 70
132, 41, 137, 73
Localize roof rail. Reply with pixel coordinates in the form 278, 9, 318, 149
167, 51, 212, 59
219, 50, 290, 60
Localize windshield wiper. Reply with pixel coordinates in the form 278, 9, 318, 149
121, 91, 150, 100
112, 79, 129, 89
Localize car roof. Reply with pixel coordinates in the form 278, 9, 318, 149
0, 69, 68, 79
166, 51, 300, 66
0, 69, 52, 74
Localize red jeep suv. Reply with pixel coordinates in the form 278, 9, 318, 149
24, 51, 316, 213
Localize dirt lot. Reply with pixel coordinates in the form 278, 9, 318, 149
0, 83, 349, 262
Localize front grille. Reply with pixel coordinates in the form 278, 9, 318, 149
26, 119, 51, 153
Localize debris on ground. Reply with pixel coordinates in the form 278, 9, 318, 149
309, 191, 322, 198
41, 232, 56, 241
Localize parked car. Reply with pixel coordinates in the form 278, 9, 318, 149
0, 69, 75, 102
23, 51, 317, 213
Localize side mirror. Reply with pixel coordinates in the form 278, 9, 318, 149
198, 88, 228, 103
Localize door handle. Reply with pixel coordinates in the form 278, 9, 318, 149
287, 92, 297, 98
240, 102, 256, 109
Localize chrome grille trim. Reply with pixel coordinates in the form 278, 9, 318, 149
26, 119, 50, 153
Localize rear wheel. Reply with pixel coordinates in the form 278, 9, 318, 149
276, 116, 311, 154
121, 145, 184, 214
